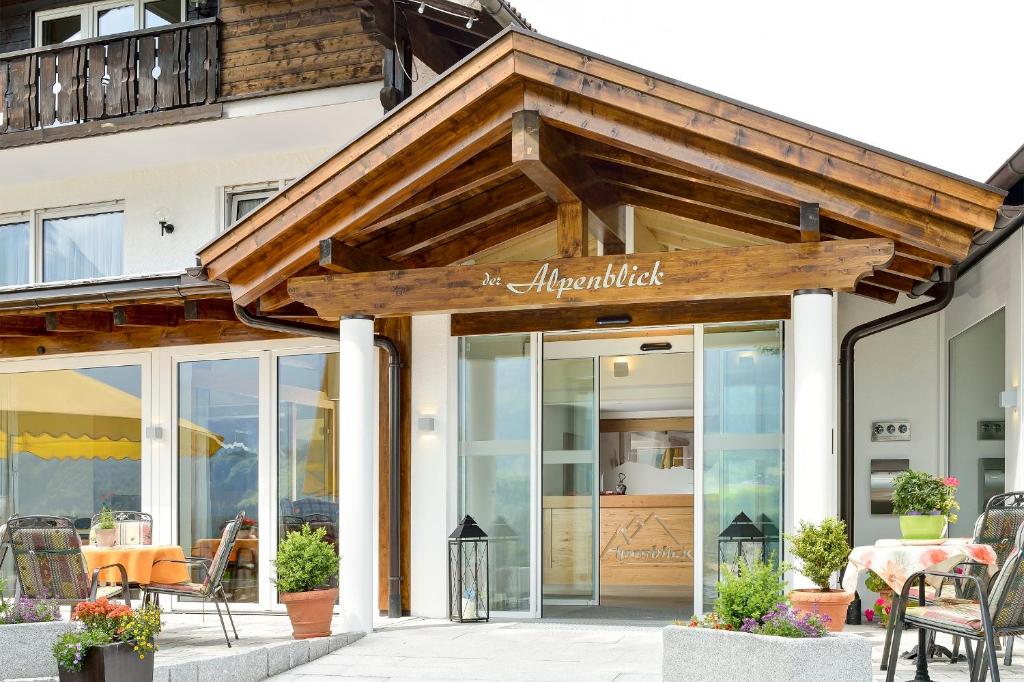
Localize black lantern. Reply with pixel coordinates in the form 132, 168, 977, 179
448, 515, 489, 622
717, 511, 766, 581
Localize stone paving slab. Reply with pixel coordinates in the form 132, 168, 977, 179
4, 613, 360, 682
270, 618, 1024, 682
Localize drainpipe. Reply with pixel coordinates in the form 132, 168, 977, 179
233, 305, 406, 618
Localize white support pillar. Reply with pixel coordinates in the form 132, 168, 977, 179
792, 289, 836, 531
338, 315, 376, 634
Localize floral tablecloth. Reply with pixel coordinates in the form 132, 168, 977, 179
842, 538, 998, 593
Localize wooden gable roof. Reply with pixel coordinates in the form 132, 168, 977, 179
198, 28, 1005, 311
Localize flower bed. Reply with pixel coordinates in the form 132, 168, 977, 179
0, 580, 68, 679
662, 624, 872, 681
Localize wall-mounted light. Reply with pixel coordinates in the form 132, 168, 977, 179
596, 314, 631, 327
613, 360, 629, 378
418, 415, 437, 432
155, 207, 174, 236
999, 387, 1019, 409
640, 342, 672, 352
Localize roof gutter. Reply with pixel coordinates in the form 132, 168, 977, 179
0, 273, 228, 313
478, 0, 531, 29
233, 305, 407, 619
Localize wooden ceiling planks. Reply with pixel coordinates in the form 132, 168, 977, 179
197, 28, 1004, 311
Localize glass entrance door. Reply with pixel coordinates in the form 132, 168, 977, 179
541, 356, 598, 605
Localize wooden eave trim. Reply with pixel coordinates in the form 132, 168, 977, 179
198, 32, 520, 267
507, 31, 1004, 215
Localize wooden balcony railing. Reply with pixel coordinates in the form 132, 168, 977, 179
0, 18, 218, 137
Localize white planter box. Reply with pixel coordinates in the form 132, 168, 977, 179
0, 620, 72, 679
662, 624, 872, 682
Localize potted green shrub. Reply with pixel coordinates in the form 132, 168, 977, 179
891, 470, 959, 539
53, 599, 161, 682
94, 507, 116, 548
274, 525, 339, 639
786, 517, 853, 632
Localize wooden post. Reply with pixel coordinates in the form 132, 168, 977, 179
557, 201, 588, 258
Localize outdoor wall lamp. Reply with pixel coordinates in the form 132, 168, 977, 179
155, 207, 174, 236
418, 415, 437, 432
999, 387, 1019, 410
613, 360, 629, 377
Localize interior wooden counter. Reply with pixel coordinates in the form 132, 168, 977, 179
542, 494, 694, 591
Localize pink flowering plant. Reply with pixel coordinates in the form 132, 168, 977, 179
891, 470, 960, 524
0, 578, 60, 624
864, 597, 891, 627
741, 603, 829, 638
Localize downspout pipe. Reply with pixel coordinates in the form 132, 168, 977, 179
838, 267, 956, 547
233, 304, 406, 619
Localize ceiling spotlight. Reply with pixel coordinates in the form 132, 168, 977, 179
466, 15, 475, 29
418, 1, 425, 13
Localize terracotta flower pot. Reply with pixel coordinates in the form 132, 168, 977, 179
94, 528, 117, 549
788, 589, 855, 632
899, 514, 947, 540
280, 587, 337, 639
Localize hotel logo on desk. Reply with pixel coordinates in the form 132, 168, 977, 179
600, 511, 694, 564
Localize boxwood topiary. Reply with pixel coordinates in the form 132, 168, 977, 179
273, 525, 339, 594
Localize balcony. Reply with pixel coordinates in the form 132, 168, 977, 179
0, 19, 219, 148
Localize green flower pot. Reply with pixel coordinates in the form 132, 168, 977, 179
899, 514, 947, 540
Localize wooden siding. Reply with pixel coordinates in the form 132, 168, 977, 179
218, 0, 383, 100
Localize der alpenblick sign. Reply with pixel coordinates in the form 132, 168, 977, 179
288, 239, 894, 318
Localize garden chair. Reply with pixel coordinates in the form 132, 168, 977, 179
141, 510, 244, 647
885, 520, 1024, 682
89, 510, 153, 546
949, 492, 1024, 666
1, 515, 129, 605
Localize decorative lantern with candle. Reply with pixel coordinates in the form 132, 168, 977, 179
717, 511, 766, 581
448, 515, 489, 622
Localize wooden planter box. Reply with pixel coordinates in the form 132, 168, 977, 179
58, 641, 154, 682
662, 624, 872, 681
0, 620, 70, 678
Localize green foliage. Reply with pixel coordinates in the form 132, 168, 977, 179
787, 517, 850, 591
891, 470, 959, 524
53, 629, 113, 673
713, 559, 786, 629
273, 525, 339, 594
864, 569, 888, 594
97, 506, 115, 530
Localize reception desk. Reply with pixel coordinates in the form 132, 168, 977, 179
542, 494, 694, 593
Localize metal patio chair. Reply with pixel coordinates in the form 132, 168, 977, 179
141, 510, 244, 647
886, 520, 1024, 682
89, 510, 154, 546
2, 515, 129, 605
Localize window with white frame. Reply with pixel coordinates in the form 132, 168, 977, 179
0, 203, 125, 286
35, 0, 185, 47
223, 180, 290, 233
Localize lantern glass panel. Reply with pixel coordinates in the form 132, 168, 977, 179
448, 536, 489, 622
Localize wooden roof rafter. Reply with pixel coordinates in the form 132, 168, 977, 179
197, 29, 1004, 311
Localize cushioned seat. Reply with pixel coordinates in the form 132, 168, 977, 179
906, 599, 985, 636
144, 581, 204, 593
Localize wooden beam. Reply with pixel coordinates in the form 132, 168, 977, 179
511, 110, 622, 249
398, 200, 556, 268
257, 302, 321, 319
320, 237, 404, 273
184, 299, 237, 322
800, 202, 820, 242
854, 281, 900, 304
557, 201, 588, 257
290, 239, 894, 318
112, 304, 179, 327
451, 296, 792, 336
45, 311, 113, 333
0, 316, 47, 337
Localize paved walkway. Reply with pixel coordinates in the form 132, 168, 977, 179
270, 618, 1024, 682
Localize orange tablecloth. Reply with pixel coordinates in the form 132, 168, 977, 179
193, 537, 259, 563
82, 545, 190, 585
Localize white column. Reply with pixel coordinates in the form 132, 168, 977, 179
338, 315, 376, 634
792, 290, 836, 530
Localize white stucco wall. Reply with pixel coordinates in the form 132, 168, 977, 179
410, 314, 455, 618
0, 84, 383, 278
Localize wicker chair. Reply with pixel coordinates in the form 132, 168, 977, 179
886, 520, 1024, 682
0, 515, 129, 605
141, 511, 244, 647
89, 510, 153, 546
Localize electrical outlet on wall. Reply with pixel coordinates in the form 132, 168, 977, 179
871, 420, 911, 442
